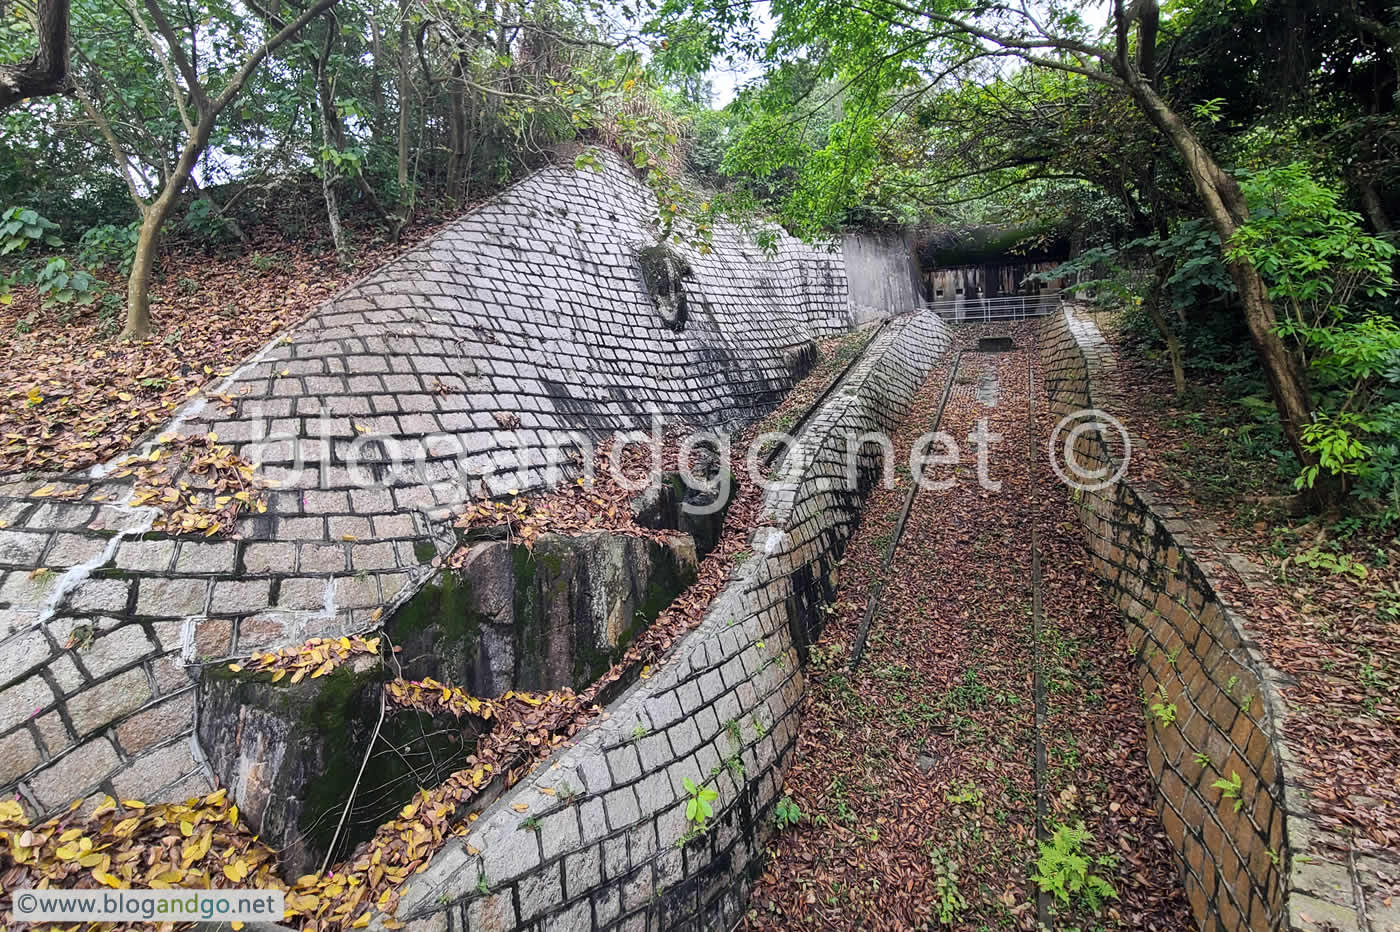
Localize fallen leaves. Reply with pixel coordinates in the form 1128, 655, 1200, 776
449, 430, 696, 554
0, 312, 873, 930
1092, 308, 1400, 861
0, 223, 443, 476
114, 432, 268, 537
229, 635, 381, 683
385, 676, 560, 723
745, 328, 1191, 931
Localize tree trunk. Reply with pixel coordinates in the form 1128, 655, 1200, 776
1124, 76, 1316, 467
0, 0, 70, 110
317, 14, 351, 266
397, 0, 411, 194
1144, 260, 1185, 396
123, 188, 179, 340
1358, 176, 1393, 233
321, 163, 350, 265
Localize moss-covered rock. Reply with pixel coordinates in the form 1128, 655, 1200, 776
197, 657, 387, 879
511, 531, 698, 691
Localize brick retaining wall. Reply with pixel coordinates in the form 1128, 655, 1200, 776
380, 312, 953, 932
0, 150, 921, 820
1041, 309, 1377, 932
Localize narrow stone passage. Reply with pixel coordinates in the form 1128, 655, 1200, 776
745, 324, 1193, 931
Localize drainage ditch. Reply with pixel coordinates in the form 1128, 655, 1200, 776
745, 323, 1192, 930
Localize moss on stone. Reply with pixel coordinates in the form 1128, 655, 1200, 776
384, 568, 493, 689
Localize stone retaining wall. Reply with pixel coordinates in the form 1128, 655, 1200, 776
1040, 310, 1370, 932
382, 311, 952, 932
0, 150, 922, 820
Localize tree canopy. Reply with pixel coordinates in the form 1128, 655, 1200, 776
4, 0, 1400, 511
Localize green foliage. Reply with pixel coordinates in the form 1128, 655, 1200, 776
182, 199, 236, 245
682, 776, 718, 829
1, 207, 61, 256
1032, 822, 1119, 912
1292, 546, 1369, 579
1149, 697, 1178, 728
558, 71, 715, 251
943, 781, 983, 806
35, 259, 103, 309
772, 796, 802, 829
1230, 164, 1397, 330
927, 847, 967, 925
77, 223, 141, 275
1212, 771, 1245, 812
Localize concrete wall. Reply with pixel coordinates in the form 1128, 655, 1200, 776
1041, 310, 1377, 932
0, 151, 868, 819
840, 231, 922, 324
383, 312, 953, 932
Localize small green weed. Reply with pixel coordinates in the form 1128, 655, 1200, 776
773, 796, 802, 829
1212, 771, 1245, 812
928, 847, 967, 924
683, 776, 718, 829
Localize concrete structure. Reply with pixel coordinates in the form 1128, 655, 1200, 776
382, 312, 952, 932
841, 231, 923, 325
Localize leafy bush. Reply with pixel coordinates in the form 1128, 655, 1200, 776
0, 206, 61, 255
182, 198, 235, 244
78, 222, 140, 274
35, 258, 102, 309
1031, 822, 1119, 912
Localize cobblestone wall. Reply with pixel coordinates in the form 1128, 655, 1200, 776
1040, 310, 1372, 932
0, 150, 921, 821
382, 312, 952, 932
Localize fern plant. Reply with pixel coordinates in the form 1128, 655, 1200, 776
1032, 822, 1119, 912
1212, 771, 1245, 812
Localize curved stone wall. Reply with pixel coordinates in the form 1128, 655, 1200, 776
1041, 310, 1373, 932
0, 150, 921, 819
381, 312, 953, 931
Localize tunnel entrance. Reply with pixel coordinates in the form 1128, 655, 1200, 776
976, 335, 1015, 353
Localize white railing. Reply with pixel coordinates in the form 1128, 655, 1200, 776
924, 293, 1061, 321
